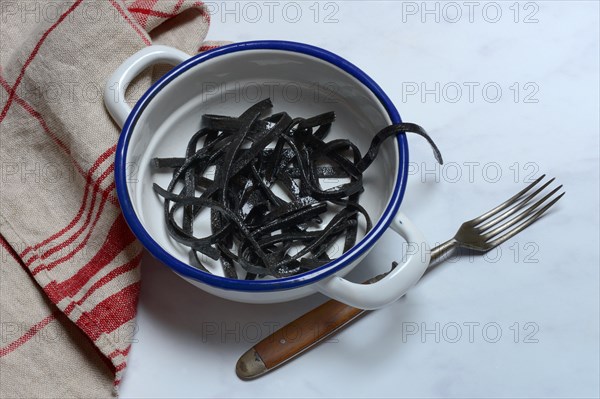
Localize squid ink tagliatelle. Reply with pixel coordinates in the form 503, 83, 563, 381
152, 99, 442, 279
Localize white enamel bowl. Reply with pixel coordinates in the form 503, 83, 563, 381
105, 41, 430, 310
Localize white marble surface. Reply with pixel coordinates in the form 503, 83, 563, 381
120, 2, 599, 398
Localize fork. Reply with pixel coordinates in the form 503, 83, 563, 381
429, 174, 564, 264
236, 175, 564, 380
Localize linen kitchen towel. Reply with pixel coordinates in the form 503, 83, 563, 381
0, 1, 227, 396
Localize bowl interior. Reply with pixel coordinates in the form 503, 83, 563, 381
125, 49, 399, 278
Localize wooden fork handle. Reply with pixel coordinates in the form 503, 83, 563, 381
235, 272, 391, 380
236, 297, 368, 379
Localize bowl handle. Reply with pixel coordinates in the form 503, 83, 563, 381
315, 212, 430, 310
104, 45, 190, 128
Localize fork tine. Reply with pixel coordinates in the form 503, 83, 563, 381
482, 184, 563, 239
486, 191, 565, 248
471, 175, 546, 225
476, 177, 556, 232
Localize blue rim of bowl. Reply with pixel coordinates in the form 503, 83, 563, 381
115, 40, 408, 292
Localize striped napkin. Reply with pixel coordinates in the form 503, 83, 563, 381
0, 1, 227, 396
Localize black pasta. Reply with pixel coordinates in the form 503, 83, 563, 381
152, 99, 442, 279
